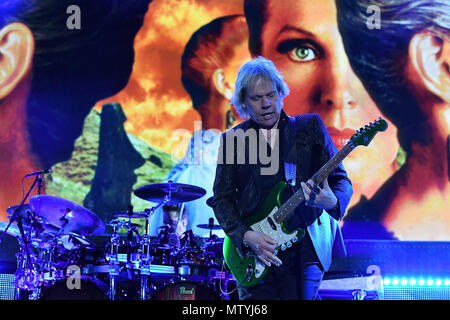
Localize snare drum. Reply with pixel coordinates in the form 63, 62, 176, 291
150, 281, 221, 300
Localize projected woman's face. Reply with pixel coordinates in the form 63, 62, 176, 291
258, 0, 400, 201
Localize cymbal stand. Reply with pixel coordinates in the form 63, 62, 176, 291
107, 220, 122, 300
38, 213, 69, 285
138, 195, 171, 300
3, 174, 44, 299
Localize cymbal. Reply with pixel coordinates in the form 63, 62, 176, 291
0, 222, 55, 249
107, 218, 142, 230
7, 204, 60, 234
196, 223, 222, 230
112, 210, 149, 219
0, 221, 29, 238
134, 182, 206, 204
113, 213, 144, 219
29, 195, 105, 236
6, 204, 32, 217
9, 217, 61, 235
0, 221, 54, 238
60, 233, 96, 250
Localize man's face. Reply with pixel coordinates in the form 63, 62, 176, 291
243, 76, 282, 129
164, 210, 187, 235
165, 210, 179, 226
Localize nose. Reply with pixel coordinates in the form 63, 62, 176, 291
320, 50, 360, 129
261, 95, 271, 108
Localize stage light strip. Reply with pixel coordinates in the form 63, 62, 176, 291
383, 277, 450, 287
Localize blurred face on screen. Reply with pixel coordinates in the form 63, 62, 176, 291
258, 0, 400, 202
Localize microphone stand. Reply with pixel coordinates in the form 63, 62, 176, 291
0, 173, 45, 300
0, 173, 45, 242
0, 173, 42, 249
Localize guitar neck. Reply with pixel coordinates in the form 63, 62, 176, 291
273, 142, 355, 224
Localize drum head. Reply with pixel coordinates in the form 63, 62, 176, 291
150, 281, 221, 300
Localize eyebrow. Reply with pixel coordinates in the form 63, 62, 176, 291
277, 25, 315, 38
250, 90, 277, 98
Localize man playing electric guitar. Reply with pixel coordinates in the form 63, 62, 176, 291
209, 57, 353, 300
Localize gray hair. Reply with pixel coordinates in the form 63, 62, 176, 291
336, 0, 450, 153
230, 56, 290, 118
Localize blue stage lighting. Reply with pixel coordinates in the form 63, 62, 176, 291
382, 275, 450, 300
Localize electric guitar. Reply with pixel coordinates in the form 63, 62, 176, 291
222, 118, 388, 288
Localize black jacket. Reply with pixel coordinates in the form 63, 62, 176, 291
210, 111, 353, 270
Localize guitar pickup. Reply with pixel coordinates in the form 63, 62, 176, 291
267, 217, 277, 231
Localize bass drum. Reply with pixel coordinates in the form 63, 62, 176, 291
150, 281, 221, 300
40, 279, 107, 300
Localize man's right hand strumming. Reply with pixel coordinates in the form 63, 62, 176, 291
243, 230, 282, 267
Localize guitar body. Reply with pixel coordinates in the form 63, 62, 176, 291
223, 181, 305, 288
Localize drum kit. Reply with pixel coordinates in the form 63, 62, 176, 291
0, 180, 236, 300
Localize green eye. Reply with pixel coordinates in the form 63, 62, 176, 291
289, 47, 316, 62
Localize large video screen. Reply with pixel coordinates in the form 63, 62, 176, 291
1, 0, 448, 241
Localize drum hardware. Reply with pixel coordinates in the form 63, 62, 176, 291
2, 181, 243, 300
0, 172, 48, 298
136, 204, 167, 300
208, 262, 238, 300
129, 182, 206, 301
106, 216, 140, 300
2, 192, 105, 299
107, 218, 141, 264
197, 217, 222, 239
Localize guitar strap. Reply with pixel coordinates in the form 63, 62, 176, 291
284, 116, 298, 187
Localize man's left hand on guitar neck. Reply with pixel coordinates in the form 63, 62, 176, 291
300, 176, 338, 210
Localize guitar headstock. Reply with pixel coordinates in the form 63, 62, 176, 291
350, 118, 388, 147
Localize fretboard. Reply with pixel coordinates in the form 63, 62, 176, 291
273, 142, 355, 223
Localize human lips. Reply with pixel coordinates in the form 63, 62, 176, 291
261, 111, 275, 120
327, 127, 354, 150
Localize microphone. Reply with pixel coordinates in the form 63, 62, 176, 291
24, 168, 51, 177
